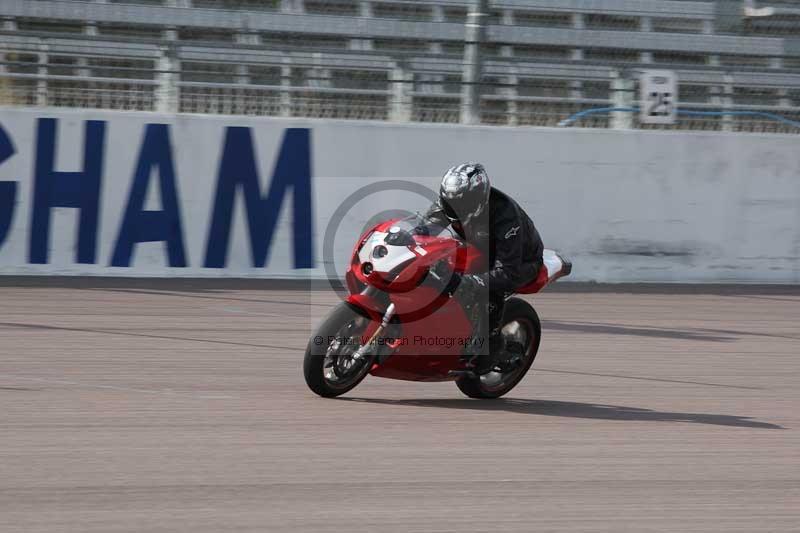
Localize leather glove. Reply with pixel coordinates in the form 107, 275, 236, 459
446, 272, 487, 297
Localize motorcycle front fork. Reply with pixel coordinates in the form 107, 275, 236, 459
351, 303, 396, 362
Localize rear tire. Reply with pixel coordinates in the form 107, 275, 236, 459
456, 297, 541, 399
304, 302, 375, 398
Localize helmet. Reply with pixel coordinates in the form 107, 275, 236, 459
438, 162, 490, 227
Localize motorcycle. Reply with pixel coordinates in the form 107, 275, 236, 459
304, 213, 571, 399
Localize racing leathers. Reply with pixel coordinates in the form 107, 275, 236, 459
425, 187, 544, 361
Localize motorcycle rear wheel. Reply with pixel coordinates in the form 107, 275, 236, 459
456, 297, 541, 399
304, 302, 376, 398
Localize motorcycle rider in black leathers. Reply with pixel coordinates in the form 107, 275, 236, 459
425, 162, 544, 374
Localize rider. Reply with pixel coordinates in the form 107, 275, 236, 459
425, 162, 543, 374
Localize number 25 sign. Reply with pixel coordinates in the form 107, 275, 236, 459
640, 70, 678, 125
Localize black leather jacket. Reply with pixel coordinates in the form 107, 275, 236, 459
426, 187, 543, 293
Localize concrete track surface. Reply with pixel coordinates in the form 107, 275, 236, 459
1, 283, 798, 533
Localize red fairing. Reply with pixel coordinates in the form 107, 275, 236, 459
346, 293, 385, 321
369, 286, 473, 381
348, 219, 465, 294
345, 223, 383, 294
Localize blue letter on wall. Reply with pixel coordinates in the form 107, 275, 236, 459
204, 128, 313, 268
29, 118, 105, 264
0, 122, 16, 248
111, 124, 186, 267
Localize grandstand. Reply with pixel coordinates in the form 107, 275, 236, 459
1, 0, 799, 132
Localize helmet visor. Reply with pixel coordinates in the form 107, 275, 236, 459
441, 199, 460, 222
441, 187, 485, 225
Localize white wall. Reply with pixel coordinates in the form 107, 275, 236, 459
1, 107, 799, 282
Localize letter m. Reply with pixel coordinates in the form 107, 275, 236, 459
204, 128, 313, 269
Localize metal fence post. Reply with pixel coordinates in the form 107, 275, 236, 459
1, 14, 13, 70
350, 1, 373, 51
234, 32, 259, 86
0, 48, 6, 106
36, 44, 48, 107
610, 70, 634, 129
570, 14, 584, 101
280, 57, 292, 117
639, 17, 653, 66
460, 0, 488, 125
390, 63, 412, 122
505, 71, 518, 126
155, 46, 179, 113
281, 0, 305, 14
430, 4, 444, 54
722, 74, 734, 132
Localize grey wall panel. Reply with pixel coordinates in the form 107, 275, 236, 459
0, 108, 797, 282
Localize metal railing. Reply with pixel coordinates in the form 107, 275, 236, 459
1, 0, 800, 133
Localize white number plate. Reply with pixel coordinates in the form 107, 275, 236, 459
640, 70, 678, 125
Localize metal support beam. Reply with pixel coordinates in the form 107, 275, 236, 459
0, 17, 15, 105
280, 58, 292, 117
570, 12, 584, 99
460, 0, 488, 125
351, 1, 374, 51
708, 54, 733, 132
389, 62, 412, 122
610, 70, 634, 129
36, 44, 48, 107
722, 73, 734, 132
640, 17, 653, 64
504, 71, 518, 126
155, 46, 179, 113
78, 23, 95, 79
234, 32, 260, 85
281, 0, 305, 14
714, 0, 744, 33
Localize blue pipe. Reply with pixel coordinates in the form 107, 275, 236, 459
557, 107, 638, 127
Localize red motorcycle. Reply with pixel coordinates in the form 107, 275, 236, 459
304, 214, 571, 399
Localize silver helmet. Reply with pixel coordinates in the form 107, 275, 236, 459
438, 162, 490, 227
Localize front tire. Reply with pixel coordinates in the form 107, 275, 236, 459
456, 297, 541, 399
304, 302, 376, 398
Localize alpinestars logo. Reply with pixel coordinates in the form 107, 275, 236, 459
504, 226, 520, 239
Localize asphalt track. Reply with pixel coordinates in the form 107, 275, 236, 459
1, 281, 798, 532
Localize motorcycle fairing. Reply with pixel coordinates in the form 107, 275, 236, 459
368, 287, 473, 382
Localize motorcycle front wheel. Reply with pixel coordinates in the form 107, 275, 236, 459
456, 297, 541, 399
304, 302, 376, 398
